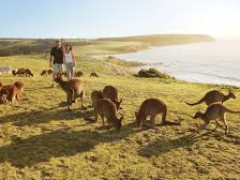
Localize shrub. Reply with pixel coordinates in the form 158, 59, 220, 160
137, 68, 174, 79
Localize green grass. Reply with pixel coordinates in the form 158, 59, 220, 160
1, 53, 240, 180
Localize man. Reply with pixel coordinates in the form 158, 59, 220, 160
49, 40, 64, 87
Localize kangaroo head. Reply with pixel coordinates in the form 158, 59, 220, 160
54, 73, 63, 82
228, 90, 236, 99
193, 109, 204, 119
116, 115, 124, 131
12, 70, 16, 76
135, 111, 142, 127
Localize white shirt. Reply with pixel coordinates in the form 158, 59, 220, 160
64, 52, 73, 63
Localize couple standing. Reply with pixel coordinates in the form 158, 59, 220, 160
49, 40, 76, 80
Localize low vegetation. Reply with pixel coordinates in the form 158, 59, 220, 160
137, 68, 175, 80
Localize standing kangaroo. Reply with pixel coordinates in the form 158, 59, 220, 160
103, 85, 122, 110
186, 90, 236, 106
95, 98, 123, 131
193, 103, 240, 135
54, 75, 84, 110
135, 98, 168, 128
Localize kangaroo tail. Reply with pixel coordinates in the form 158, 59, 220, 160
224, 107, 240, 114
185, 97, 205, 106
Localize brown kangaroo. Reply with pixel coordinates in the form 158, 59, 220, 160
54, 75, 84, 110
95, 98, 123, 131
41, 70, 48, 76
135, 98, 168, 128
1, 81, 24, 103
41, 69, 53, 76
75, 71, 83, 77
0, 82, 7, 104
48, 69, 53, 76
12, 68, 25, 76
91, 90, 104, 108
25, 69, 34, 77
193, 103, 240, 135
186, 90, 236, 106
90, 72, 99, 77
103, 85, 122, 110
0, 82, 2, 91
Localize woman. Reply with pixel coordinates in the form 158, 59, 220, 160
63, 44, 76, 80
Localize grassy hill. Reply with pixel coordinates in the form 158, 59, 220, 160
0, 34, 214, 57
0, 51, 240, 179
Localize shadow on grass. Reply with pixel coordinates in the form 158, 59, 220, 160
138, 133, 205, 158
0, 106, 95, 126
0, 122, 142, 168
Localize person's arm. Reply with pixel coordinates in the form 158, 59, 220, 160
49, 48, 54, 68
63, 50, 65, 64
72, 51, 76, 67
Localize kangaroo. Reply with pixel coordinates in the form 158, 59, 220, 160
95, 98, 123, 131
41, 70, 48, 76
91, 90, 104, 108
90, 72, 99, 77
186, 90, 236, 106
47, 69, 53, 76
54, 75, 84, 110
0, 82, 2, 91
41, 69, 53, 76
1, 81, 24, 103
25, 69, 34, 77
0, 82, 8, 104
75, 71, 83, 77
12, 68, 25, 76
103, 85, 122, 110
193, 103, 240, 135
135, 98, 168, 128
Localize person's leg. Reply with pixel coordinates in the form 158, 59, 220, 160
65, 63, 71, 80
70, 63, 74, 79
51, 64, 58, 88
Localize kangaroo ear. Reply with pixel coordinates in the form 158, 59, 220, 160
135, 112, 137, 118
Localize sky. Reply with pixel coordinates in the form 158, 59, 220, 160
0, 0, 240, 39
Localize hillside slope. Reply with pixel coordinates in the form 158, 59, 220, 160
0, 55, 239, 180
0, 34, 214, 57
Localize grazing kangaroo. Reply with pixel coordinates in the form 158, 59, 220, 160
193, 103, 240, 135
75, 71, 83, 77
25, 69, 34, 77
12, 68, 25, 76
95, 98, 123, 131
186, 90, 236, 106
135, 98, 168, 128
54, 75, 84, 110
41, 70, 48, 76
41, 69, 53, 76
48, 69, 53, 76
91, 90, 104, 108
90, 72, 99, 77
103, 85, 122, 110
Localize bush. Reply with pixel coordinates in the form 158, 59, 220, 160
137, 68, 174, 79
